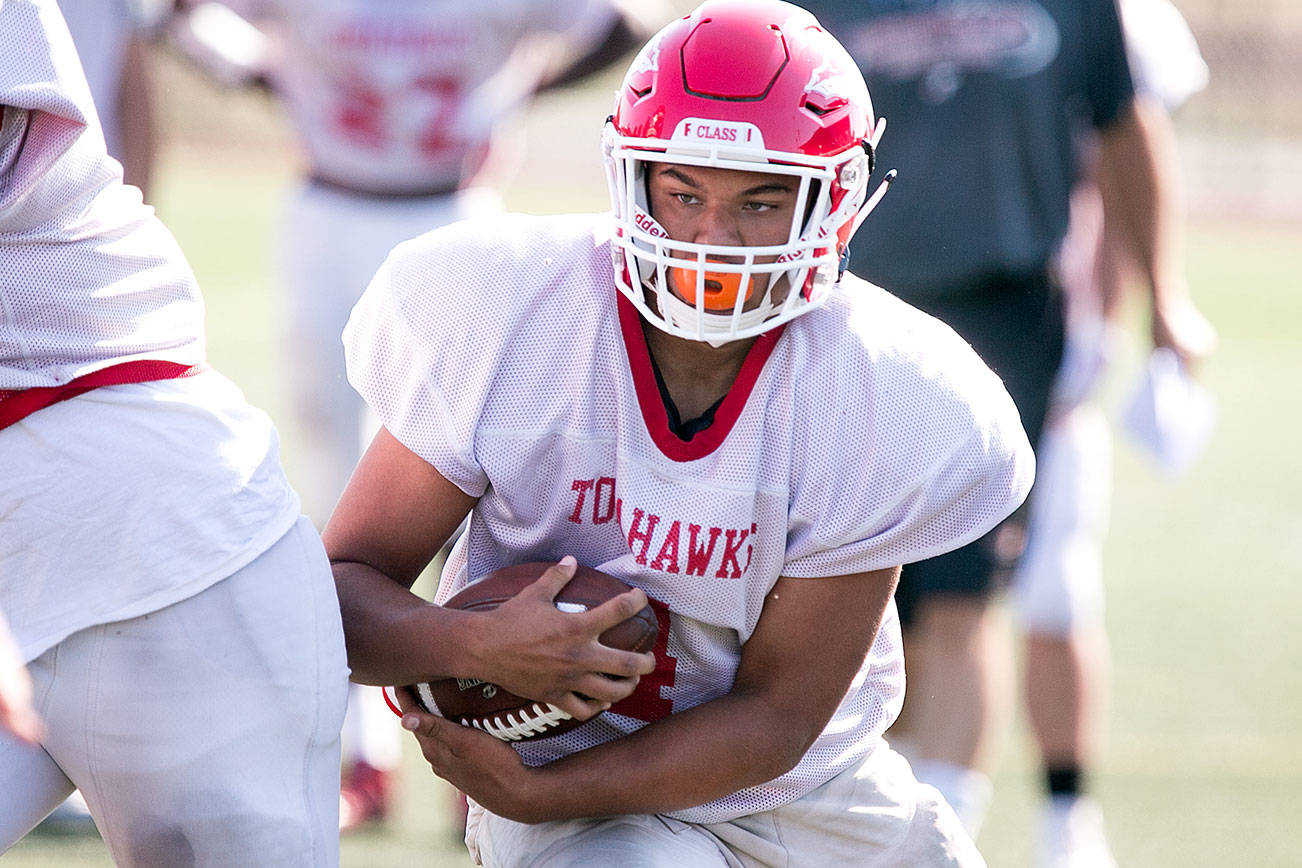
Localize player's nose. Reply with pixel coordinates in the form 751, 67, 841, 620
691, 202, 744, 248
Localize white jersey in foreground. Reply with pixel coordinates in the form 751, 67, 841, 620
344, 212, 1034, 824
0, 0, 299, 662
223, 0, 626, 193
0, 0, 203, 390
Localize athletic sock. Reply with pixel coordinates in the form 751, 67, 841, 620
1045, 765, 1083, 798
911, 759, 993, 838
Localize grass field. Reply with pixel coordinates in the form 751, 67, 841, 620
7, 73, 1302, 867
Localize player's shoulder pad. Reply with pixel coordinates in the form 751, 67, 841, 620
805, 275, 997, 388
373, 211, 610, 324
792, 274, 1022, 446
387, 211, 600, 272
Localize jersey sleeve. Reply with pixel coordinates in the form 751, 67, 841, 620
1121, 0, 1209, 110
782, 299, 1035, 578
342, 224, 493, 498
0, 0, 111, 231
0, 0, 96, 174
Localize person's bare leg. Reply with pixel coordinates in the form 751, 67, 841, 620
1026, 627, 1117, 867
1025, 628, 1108, 768
115, 37, 156, 199
891, 595, 1012, 836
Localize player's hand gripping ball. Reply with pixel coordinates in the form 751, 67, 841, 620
413, 562, 657, 742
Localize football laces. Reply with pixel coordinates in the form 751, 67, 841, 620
467, 702, 573, 742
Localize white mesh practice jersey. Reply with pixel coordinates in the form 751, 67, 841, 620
1, 1, 300, 664
224, 0, 625, 193
1, 0, 204, 389
344, 213, 1034, 824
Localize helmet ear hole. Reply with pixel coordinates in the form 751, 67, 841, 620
640, 164, 653, 219
800, 179, 822, 237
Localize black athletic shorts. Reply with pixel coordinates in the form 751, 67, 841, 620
893, 267, 1065, 628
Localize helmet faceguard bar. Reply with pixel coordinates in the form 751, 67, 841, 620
604, 120, 885, 344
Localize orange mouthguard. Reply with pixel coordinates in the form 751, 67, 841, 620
667, 262, 754, 312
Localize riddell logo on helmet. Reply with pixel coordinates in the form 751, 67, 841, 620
633, 209, 669, 238
671, 119, 765, 150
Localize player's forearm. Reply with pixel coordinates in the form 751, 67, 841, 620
1096, 97, 1185, 309
507, 571, 893, 822
331, 560, 480, 687
539, 2, 661, 93
510, 689, 816, 822
0, 609, 43, 745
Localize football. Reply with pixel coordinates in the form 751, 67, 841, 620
411, 562, 658, 742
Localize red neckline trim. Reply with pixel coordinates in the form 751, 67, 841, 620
617, 294, 783, 462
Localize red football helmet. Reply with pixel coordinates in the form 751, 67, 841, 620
604, 0, 892, 343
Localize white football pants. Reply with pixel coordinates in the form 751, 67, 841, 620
278, 180, 501, 525
469, 745, 984, 867
280, 182, 499, 777
0, 517, 349, 866
1012, 403, 1113, 635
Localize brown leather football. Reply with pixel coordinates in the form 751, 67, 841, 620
411, 562, 658, 742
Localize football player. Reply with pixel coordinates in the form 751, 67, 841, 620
0, 1, 644, 861
326, 2, 1034, 864
169, 0, 666, 827
797, 0, 1217, 845
1012, 1, 1213, 863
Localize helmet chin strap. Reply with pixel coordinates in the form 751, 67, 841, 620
656, 282, 771, 346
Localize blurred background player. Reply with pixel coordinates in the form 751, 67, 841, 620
0, 0, 350, 861
166, 0, 666, 829
1012, 1, 1211, 864
799, 0, 1217, 844
57, 0, 166, 198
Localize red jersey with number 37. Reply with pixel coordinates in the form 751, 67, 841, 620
344, 212, 1034, 824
